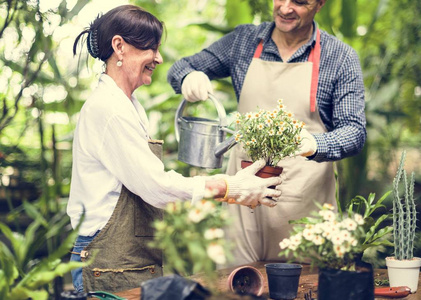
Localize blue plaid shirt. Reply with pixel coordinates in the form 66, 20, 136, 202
167, 22, 366, 162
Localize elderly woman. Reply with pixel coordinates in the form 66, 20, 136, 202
68, 4, 282, 293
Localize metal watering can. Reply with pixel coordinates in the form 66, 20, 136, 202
175, 94, 237, 169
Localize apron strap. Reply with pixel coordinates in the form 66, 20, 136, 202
308, 29, 321, 113
252, 28, 321, 113
253, 40, 264, 58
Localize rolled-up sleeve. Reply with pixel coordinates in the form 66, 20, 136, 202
312, 48, 366, 162
167, 31, 237, 93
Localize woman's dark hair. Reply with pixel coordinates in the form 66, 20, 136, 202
73, 5, 164, 62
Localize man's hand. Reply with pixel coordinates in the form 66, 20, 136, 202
295, 129, 317, 157
181, 71, 213, 102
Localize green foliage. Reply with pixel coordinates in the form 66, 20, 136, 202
392, 150, 417, 260
315, 0, 358, 38
280, 203, 368, 270
150, 199, 232, 281
0, 0, 90, 134
225, 0, 253, 27
353, 0, 421, 193
244, 0, 272, 22
280, 190, 394, 270
339, 0, 357, 38
0, 201, 87, 300
346, 192, 394, 252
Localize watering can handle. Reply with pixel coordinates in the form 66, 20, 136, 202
174, 93, 228, 142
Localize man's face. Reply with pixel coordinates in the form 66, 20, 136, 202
272, 0, 325, 35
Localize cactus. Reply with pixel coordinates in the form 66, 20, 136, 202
392, 151, 417, 260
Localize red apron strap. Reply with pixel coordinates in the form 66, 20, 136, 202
252, 30, 320, 112
253, 40, 264, 58
308, 29, 321, 113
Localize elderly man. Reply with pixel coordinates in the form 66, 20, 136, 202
167, 0, 366, 265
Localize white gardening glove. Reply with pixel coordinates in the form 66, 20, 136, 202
181, 71, 213, 102
295, 128, 318, 157
270, 175, 285, 202
225, 159, 282, 207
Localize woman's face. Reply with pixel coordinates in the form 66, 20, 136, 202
123, 43, 163, 89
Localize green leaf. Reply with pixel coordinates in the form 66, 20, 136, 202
369, 191, 392, 213
0, 222, 28, 268
22, 202, 48, 227
340, 0, 357, 38
9, 287, 48, 300
0, 245, 19, 286
361, 240, 394, 251
370, 226, 394, 243
226, 0, 253, 27
289, 217, 319, 225
0, 270, 11, 299
315, 0, 335, 35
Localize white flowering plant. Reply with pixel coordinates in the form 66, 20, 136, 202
279, 194, 393, 271
149, 194, 231, 280
233, 99, 304, 166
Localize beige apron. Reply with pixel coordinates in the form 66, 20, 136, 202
225, 30, 336, 266
81, 140, 164, 293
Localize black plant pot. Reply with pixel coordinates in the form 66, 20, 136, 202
265, 263, 302, 300
318, 265, 374, 300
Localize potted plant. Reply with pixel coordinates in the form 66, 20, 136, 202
233, 99, 304, 176
385, 150, 420, 293
150, 190, 267, 296
149, 190, 232, 282
279, 191, 394, 300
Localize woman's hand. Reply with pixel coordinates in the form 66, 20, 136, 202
223, 159, 282, 207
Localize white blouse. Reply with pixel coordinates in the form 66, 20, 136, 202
67, 74, 205, 236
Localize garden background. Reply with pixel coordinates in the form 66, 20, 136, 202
0, 0, 420, 296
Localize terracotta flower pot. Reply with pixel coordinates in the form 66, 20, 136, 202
241, 160, 283, 179
227, 265, 264, 296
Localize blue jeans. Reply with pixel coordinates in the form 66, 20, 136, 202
70, 232, 99, 292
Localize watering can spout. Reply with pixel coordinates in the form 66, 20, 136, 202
214, 134, 237, 157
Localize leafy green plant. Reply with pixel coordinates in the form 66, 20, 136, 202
346, 192, 394, 253
232, 99, 304, 166
279, 191, 393, 270
392, 150, 417, 260
150, 196, 232, 281
279, 203, 371, 270
0, 201, 87, 300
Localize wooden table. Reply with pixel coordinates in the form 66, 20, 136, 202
115, 261, 421, 299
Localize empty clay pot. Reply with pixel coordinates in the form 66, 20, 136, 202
227, 265, 264, 296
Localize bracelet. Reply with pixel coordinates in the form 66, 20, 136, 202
223, 178, 229, 199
